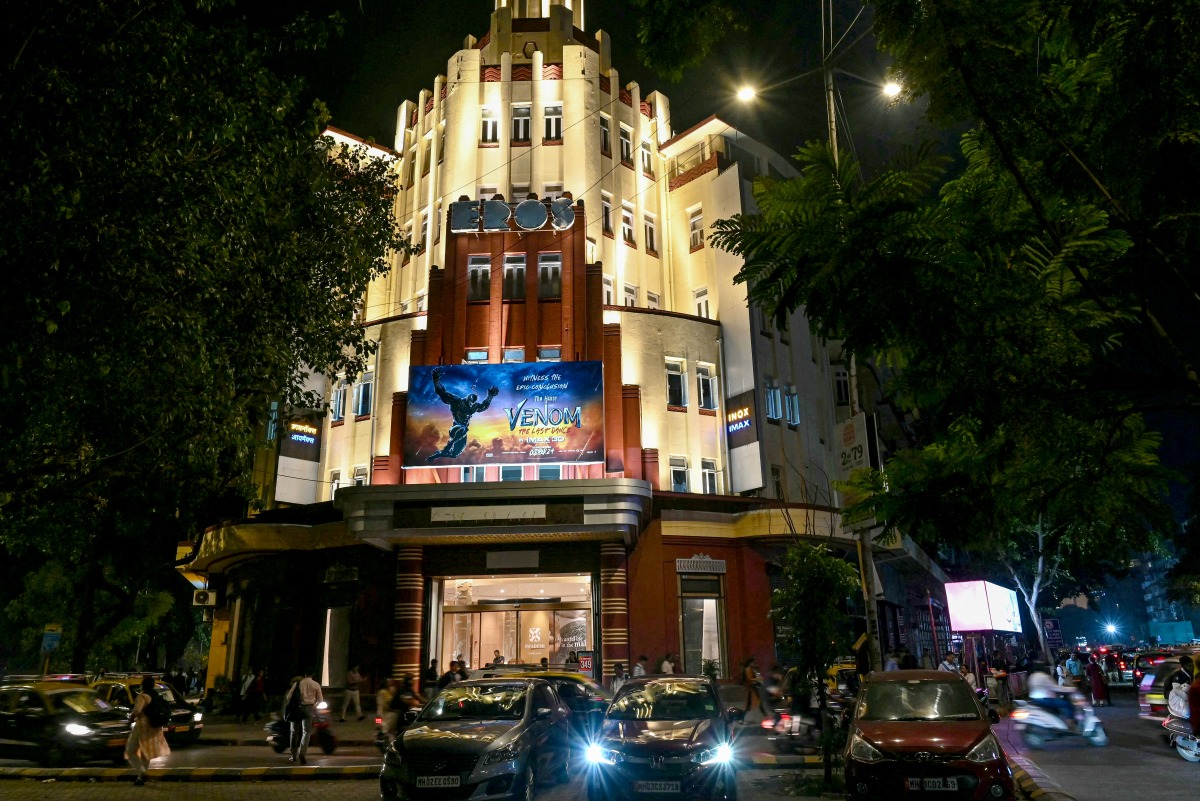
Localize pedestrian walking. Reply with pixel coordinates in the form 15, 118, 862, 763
611, 663, 628, 694
741, 656, 768, 717
437, 661, 460, 690
884, 652, 900, 672
1085, 655, 1109, 707
422, 659, 439, 690
126, 675, 171, 785
240, 668, 266, 723
660, 653, 676, 674
340, 665, 364, 722
938, 652, 959, 672
283, 669, 324, 764
633, 655, 649, 677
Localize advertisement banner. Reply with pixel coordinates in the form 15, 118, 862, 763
403, 362, 604, 468
518, 610, 553, 664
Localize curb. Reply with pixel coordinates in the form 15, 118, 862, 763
204, 738, 377, 747
1006, 755, 1078, 801
0, 766, 379, 783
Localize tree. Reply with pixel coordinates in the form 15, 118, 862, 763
771, 542, 861, 788
0, 0, 409, 670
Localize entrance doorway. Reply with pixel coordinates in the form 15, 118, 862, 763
435, 574, 593, 669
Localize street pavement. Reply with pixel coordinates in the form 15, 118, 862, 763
996, 688, 1196, 801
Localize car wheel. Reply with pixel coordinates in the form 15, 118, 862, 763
586, 776, 608, 801
1088, 724, 1108, 747
42, 742, 74, 768
1022, 729, 1045, 749
511, 763, 535, 801
772, 737, 793, 754
318, 730, 337, 754
718, 772, 739, 801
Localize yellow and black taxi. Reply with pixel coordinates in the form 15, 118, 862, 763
91, 674, 203, 744
0, 679, 131, 766
470, 664, 612, 739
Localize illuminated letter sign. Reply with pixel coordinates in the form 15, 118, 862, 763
549, 197, 575, 231
403, 361, 605, 468
449, 200, 481, 233
725, 390, 758, 450
513, 198, 549, 231
481, 199, 512, 231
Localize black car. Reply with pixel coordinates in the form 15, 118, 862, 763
91, 675, 204, 744
381, 677, 573, 801
586, 676, 741, 801
0, 682, 131, 766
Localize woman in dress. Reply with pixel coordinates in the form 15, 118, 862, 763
126, 675, 171, 785
1085, 655, 1110, 707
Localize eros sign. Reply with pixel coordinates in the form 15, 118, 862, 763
450, 196, 577, 234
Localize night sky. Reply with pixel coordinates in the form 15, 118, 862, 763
284, 0, 943, 172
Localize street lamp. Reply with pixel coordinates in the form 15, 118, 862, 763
1105, 623, 1118, 635
736, 86, 757, 102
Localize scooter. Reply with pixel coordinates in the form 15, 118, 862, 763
1010, 693, 1107, 748
265, 701, 337, 755
1163, 715, 1200, 762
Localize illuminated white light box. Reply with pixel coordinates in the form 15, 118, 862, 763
944, 581, 1023, 633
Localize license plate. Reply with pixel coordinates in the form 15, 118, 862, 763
635, 781, 681, 793
907, 777, 958, 791
416, 776, 461, 788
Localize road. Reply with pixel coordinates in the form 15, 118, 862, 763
996, 690, 1197, 801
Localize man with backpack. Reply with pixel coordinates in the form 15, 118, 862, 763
126, 676, 171, 785
283, 669, 324, 764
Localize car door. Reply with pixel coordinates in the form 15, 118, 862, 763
0, 689, 18, 758
14, 689, 50, 760
528, 684, 557, 776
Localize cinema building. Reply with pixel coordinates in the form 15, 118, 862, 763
184, 0, 952, 692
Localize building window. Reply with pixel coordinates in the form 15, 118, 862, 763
679, 573, 726, 675
353, 466, 369, 487
624, 284, 638, 307
644, 214, 656, 252
666, 360, 687, 407
353, 371, 374, 417
785, 387, 801, 425
641, 142, 653, 175
330, 380, 346, 421
403, 224, 413, 259
694, 287, 710, 318
701, 459, 719, 495
834, 366, 851, 407
621, 205, 635, 245
599, 115, 611, 155
765, 378, 782, 421
670, 456, 688, 492
646, 291, 660, 310
544, 105, 563, 141
503, 347, 525, 363
619, 126, 633, 162
697, 364, 717, 410
538, 253, 562, 299
603, 276, 614, 305
464, 349, 489, 363
538, 464, 561, 480
601, 194, 613, 234
481, 108, 498, 143
771, 465, 786, 500
689, 208, 704, 250
500, 465, 523, 482
462, 466, 485, 483
416, 291, 427, 312
477, 186, 499, 201
468, 255, 491, 301
419, 217, 429, 252
329, 470, 342, 496
543, 184, 564, 201
503, 254, 526, 299
512, 105, 531, 142
537, 347, 562, 362
512, 184, 531, 201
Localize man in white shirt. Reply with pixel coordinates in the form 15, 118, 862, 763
1028, 665, 1077, 728
660, 653, 676, 674
340, 665, 363, 722
611, 663, 628, 694
286, 670, 325, 764
938, 652, 959, 673
633, 655, 649, 677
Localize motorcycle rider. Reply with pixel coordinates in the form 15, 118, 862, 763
1027, 663, 1078, 730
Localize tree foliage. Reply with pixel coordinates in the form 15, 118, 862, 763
0, 0, 408, 670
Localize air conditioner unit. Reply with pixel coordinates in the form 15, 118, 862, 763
193, 589, 217, 607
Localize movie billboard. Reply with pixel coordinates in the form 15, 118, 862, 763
403, 362, 604, 468
945, 580, 1024, 634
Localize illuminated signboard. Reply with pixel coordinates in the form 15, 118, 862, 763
403, 361, 604, 468
449, 197, 576, 234
725, 390, 758, 450
279, 419, 321, 462
944, 581, 1024, 633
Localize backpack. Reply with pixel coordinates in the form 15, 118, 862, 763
145, 689, 172, 728
283, 682, 304, 722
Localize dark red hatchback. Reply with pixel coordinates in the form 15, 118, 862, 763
844, 670, 1013, 801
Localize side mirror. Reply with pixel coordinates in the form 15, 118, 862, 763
403, 709, 420, 725
988, 709, 1001, 724
727, 708, 745, 722
535, 707, 553, 720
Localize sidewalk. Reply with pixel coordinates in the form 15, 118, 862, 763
201, 712, 380, 746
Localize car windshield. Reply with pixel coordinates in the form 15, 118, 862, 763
47, 689, 113, 714
607, 681, 717, 721
858, 680, 980, 722
153, 683, 178, 703
419, 684, 528, 721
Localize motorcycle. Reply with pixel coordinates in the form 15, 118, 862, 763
265, 701, 337, 755
1010, 693, 1107, 748
766, 707, 822, 753
1163, 715, 1200, 762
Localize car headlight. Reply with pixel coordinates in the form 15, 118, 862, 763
193, 712, 204, 722
316, 701, 328, 710
64, 723, 92, 736
586, 743, 622, 765
693, 743, 735, 765
484, 745, 521, 766
966, 734, 1003, 763
848, 731, 884, 763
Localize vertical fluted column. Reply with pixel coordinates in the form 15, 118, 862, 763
393, 546, 425, 686
599, 542, 630, 684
